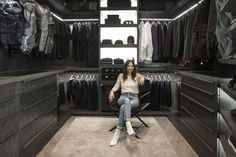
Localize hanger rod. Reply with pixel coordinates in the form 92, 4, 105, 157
139, 18, 173, 21
51, 12, 99, 22
63, 19, 99, 22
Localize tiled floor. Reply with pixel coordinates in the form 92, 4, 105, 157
37, 116, 198, 157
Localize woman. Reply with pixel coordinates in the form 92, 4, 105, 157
108, 60, 145, 146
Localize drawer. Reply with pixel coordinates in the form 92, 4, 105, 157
20, 107, 57, 147
180, 118, 216, 157
23, 75, 56, 94
181, 75, 217, 94
0, 82, 20, 100
20, 92, 57, 128
0, 133, 19, 157
181, 83, 217, 111
181, 93, 217, 131
21, 83, 57, 110
0, 113, 18, 143
181, 106, 217, 150
0, 97, 19, 121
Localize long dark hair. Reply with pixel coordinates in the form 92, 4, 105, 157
123, 60, 136, 81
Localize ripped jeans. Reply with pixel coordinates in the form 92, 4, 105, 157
117, 93, 139, 129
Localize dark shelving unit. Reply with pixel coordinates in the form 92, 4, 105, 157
221, 109, 236, 138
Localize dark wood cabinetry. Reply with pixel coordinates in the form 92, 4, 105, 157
180, 74, 218, 157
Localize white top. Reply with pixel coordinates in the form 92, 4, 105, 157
112, 73, 144, 94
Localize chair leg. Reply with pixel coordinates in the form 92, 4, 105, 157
109, 126, 117, 132
135, 115, 149, 127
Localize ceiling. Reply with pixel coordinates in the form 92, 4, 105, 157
39, 0, 199, 19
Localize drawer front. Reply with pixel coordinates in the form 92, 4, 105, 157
0, 97, 19, 121
0, 82, 20, 100
20, 92, 57, 128
0, 113, 18, 143
181, 83, 217, 111
181, 107, 217, 150
0, 133, 19, 157
20, 107, 57, 147
23, 75, 56, 94
21, 83, 57, 110
181, 93, 217, 131
180, 118, 216, 157
182, 75, 217, 94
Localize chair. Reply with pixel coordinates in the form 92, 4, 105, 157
108, 80, 151, 133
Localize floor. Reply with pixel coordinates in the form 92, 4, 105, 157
37, 116, 198, 157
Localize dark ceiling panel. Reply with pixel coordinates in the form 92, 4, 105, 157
40, 0, 199, 19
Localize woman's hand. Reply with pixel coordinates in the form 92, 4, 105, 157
139, 77, 145, 86
108, 90, 115, 103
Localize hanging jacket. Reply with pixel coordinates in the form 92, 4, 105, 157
0, 0, 24, 45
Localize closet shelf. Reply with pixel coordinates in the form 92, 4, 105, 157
100, 24, 138, 27
221, 17, 236, 36
100, 44, 137, 48
100, 7, 138, 10
220, 135, 236, 157
221, 109, 236, 137
221, 83, 236, 102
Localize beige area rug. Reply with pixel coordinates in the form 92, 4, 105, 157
47, 117, 178, 157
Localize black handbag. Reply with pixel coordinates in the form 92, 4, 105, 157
107, 0, 131, 7
101, 39, 113, 45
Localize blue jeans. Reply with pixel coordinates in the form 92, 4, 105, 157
117, 93, 139, 129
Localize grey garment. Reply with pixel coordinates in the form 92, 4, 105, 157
215, 0, 233, 59
20, 1, 37, 54
0, 0, 24, 45
44, 14, 55, 55
33, 1, 49, 52
206, 0, 217, 59
117, 94, 139, 129
183, 10, 196, 61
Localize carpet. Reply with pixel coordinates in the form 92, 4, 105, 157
47, 117, 178, 157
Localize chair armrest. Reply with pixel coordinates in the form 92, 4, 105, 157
140, 91, 151, 99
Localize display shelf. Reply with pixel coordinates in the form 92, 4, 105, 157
221, 83, 236, 102
100, 44, 137, 48
100, 24, 138, 27
100, 7, 138, 10
221, 18, 236, 37
220, 135, 236, 157
221, 109, 236, 138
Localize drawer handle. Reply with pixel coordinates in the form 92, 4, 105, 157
181, 93, 215, 113
182, 82, 215, 96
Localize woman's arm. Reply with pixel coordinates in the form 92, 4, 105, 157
108, 74, 122, 103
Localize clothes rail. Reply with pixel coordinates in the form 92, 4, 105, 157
63, 18, 99, 22
139, 18, 173, 21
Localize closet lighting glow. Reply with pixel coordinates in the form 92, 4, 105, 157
51, 12, 63, 21
51, 12, 99, 21
173, 0, 204, 20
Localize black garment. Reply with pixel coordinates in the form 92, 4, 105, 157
57, 82, 65, 109
72, 23, 79, 61
151, 24, 158, 62
66, 80, 73, 102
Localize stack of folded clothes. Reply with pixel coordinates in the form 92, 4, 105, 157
105, 15, 120, 24
100, 58, 112, 64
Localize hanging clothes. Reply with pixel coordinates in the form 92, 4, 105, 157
139, 21, 153, 62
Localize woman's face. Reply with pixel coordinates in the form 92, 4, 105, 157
127, 62, 134, 74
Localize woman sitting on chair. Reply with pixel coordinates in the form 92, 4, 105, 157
108, 59, 146, 146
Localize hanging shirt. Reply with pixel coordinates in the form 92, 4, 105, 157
139, 21, 153, 62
